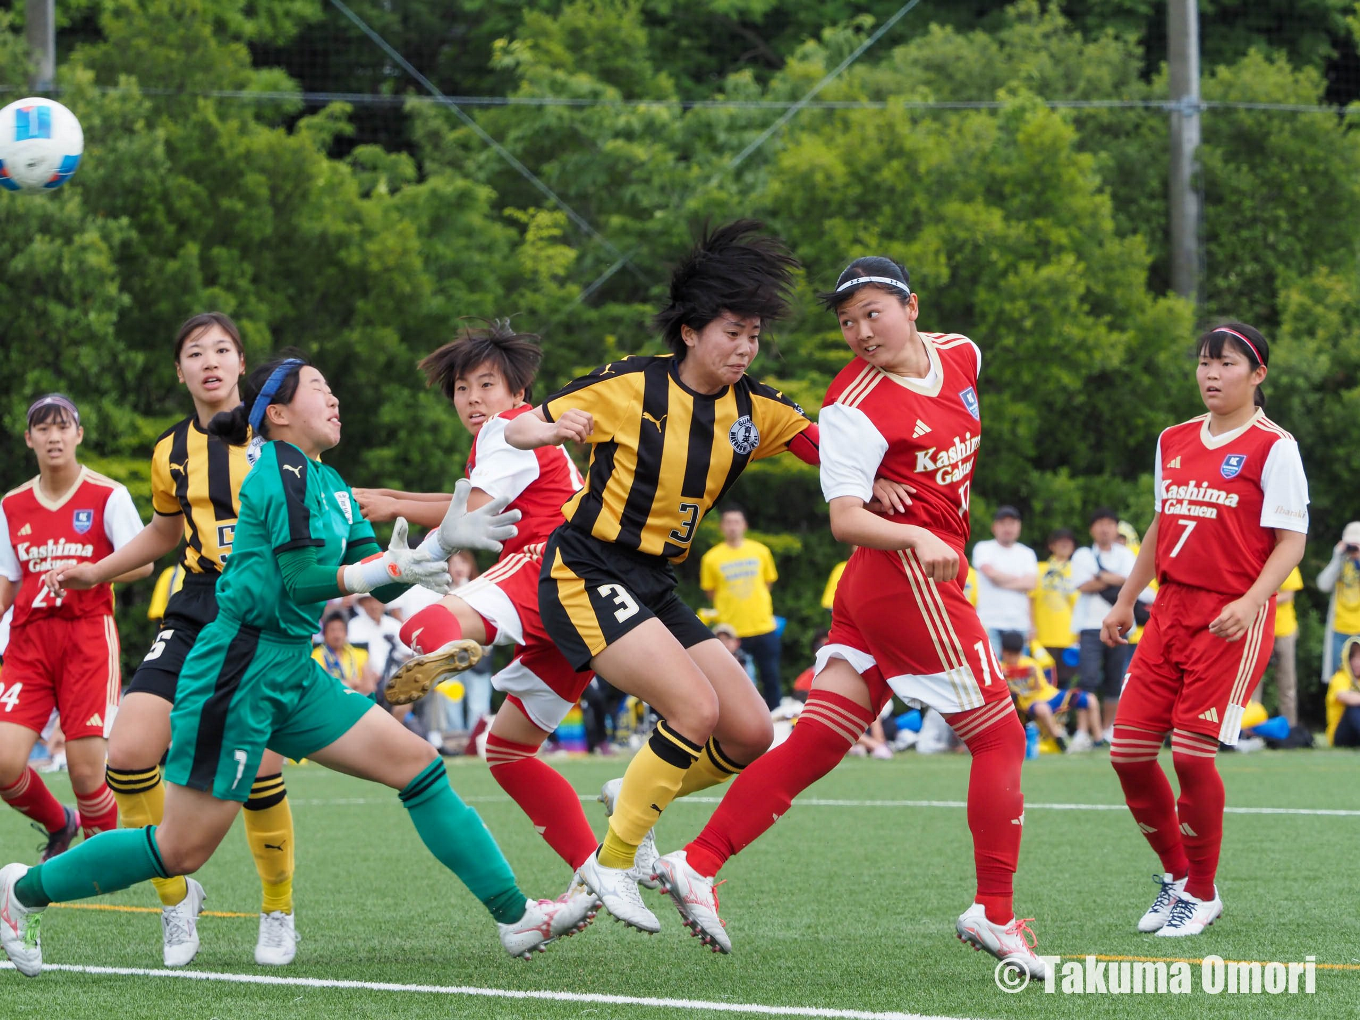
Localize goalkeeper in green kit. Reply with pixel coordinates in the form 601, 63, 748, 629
0, 354, 599, 976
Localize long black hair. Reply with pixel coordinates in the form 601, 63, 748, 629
208, 349, 312, 444
653, 220, 799, 359
419, 318, 542, 403
1197, 322, 1269, 409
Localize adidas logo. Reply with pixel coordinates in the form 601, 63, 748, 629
1011, 812, 1025, 826
534, 825, 547, 836
1167, 456, 1182, 469
1198, 707, 1219, 724
86, 713, 102, 727
1179, 822, 1198, 837
17, 523, 31, 537
1137, 822, 1158, 834
912, 419, 932, 438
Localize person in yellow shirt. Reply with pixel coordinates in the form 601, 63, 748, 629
1030, 528, 1078, 686
999, 632, 1102, 752
701, 506, 782, 708
963, 565, 979, 608
311, 612, 372, 694
1317, 522, 1360, 686
1325, 637, 1360, 747
822, 559, 847, 610
1250, 566, 1302, 723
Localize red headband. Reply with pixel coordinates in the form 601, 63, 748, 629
1213, 327, 1264, 366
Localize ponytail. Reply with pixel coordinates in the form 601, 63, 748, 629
208, 348, 311, 445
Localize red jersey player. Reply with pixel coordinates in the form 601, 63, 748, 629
353, 322, 605, 903
650, 257, 1047, 981
1101, 322, 1308, 937
0, 395, 149, 859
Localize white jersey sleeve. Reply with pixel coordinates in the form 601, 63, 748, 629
0, 505, 19, 582
103, 485, 146, 550
1152, 431, 1166, 514
1259, 438, 1310, 534
819, 403, 888, 503
469, 416, 542, 503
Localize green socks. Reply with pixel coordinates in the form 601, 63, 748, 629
15, 826, 169, 908
399, 759, 526, 924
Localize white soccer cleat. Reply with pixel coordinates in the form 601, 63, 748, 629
1066, 731, 1094, 754
955, 903, 1049, 980
597, 778, 659, 890
577, 850, 661, 934
1138, 873, 1187, 932
1155, 887, 1222, 937
651, 850, 731, 954
161, 878, 206, 967
0, 862, 43, 977
549, 874, 601, 939
255, 910, 299, 965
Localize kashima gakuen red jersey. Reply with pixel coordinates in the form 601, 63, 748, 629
819, 332, 982, 549
1153, 410, 1309, 597
0, 467, 145, 626
468, 403, 584, 558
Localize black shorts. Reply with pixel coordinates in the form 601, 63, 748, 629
539, 524, 713, 672
125, 572, 220, 703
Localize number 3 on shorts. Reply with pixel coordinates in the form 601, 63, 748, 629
597, 583, 640, 623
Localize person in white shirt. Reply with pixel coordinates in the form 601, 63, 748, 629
971, 505, 1038, 652
1070, 507, 1153, 728
347, 594, 406, 685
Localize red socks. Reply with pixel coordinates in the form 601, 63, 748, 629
1110, 725, 1190, 880
0, 767, 66, 833
74, 783, 119, 839
485, 730, 597, 871
1170, 729, 1223, 900
400, 604, 464, 654
945, 698, 1026, 925
684, 689, 875, 879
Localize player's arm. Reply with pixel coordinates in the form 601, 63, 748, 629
827, 497, 958, 582
504, 404, 593, 450
352, 488, 454, 526
0, 507, 20, 614
1101, 515, 1161, 646
46, 512, 182, 596
1208, 529, 1307, 641
0, 576, 14, 617
102, 486, 155, 585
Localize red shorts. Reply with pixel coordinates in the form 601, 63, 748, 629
0, 615, 121, 740
1118, 582, 1275, 745
454, 543, 592, 733
815, 546, 1011, 715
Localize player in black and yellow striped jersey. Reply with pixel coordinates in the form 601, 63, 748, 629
505, 221, 822, 933
44, 313, 300, 967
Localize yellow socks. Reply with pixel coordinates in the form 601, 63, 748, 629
598, 721, 701, 869
675, 737, 744, 797
242, 773, 295, 915
105, 765, 187, 907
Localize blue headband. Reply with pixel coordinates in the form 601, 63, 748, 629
248, 359, 305, 431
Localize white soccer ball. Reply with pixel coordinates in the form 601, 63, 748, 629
0, 97, 83, 192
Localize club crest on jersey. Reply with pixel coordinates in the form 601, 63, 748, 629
72, 509, 93, 534
729, 415, 760, 455
334, 491, 353, 524
958, 386, 980, 420
1220, 454, 1247, 480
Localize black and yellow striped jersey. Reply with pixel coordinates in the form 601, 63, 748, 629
542, 355, 811, 562
150, 415, 251, 575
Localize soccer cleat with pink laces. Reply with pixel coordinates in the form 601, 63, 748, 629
955, 903, 1049, 979
652, 850, 731, 954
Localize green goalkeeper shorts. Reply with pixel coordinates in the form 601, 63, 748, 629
164, 615, 374, 802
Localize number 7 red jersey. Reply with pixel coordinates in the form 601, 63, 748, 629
819, 333, 982, 548
1153, 410, 1309, 597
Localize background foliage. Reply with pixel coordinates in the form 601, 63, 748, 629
2, 0, 1358, 719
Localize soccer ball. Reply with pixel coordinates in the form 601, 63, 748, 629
0, 97, 83, 192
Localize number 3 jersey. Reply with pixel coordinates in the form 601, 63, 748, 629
1153, 410, 1309, 596
0, 467, 145, 626
819, 333, 983, 550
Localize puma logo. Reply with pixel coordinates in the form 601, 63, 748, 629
281, 463, 303, 478
264, 841, 287, 852
598, 362, 617, 376
642, 411, 667, 432
649, 803, 663, 814
168, 461, 187, 476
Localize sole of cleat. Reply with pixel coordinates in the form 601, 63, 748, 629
654, 872, 731, 956
385, 641, 482, 705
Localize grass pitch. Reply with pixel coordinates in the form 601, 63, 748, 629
2, 748, 1356, 1019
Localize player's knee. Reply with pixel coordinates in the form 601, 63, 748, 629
105, 729, 154, 772
0, 750, 28, 789
155, 834, 212, 876
719, 715, 773, 763
66, 757, 104, 792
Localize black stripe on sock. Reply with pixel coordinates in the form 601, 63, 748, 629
649, 724, 701, 769
398, 760, 446, 804
105, 766, 163, 794
144, 826, 169, 879
243, 788, 287, 811
705, 738, 741, 775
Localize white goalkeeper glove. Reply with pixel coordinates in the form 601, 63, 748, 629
343, 517, 453, 595
418, 478, 521, 560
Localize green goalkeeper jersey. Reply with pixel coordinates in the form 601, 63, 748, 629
214, 440, 376, 638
